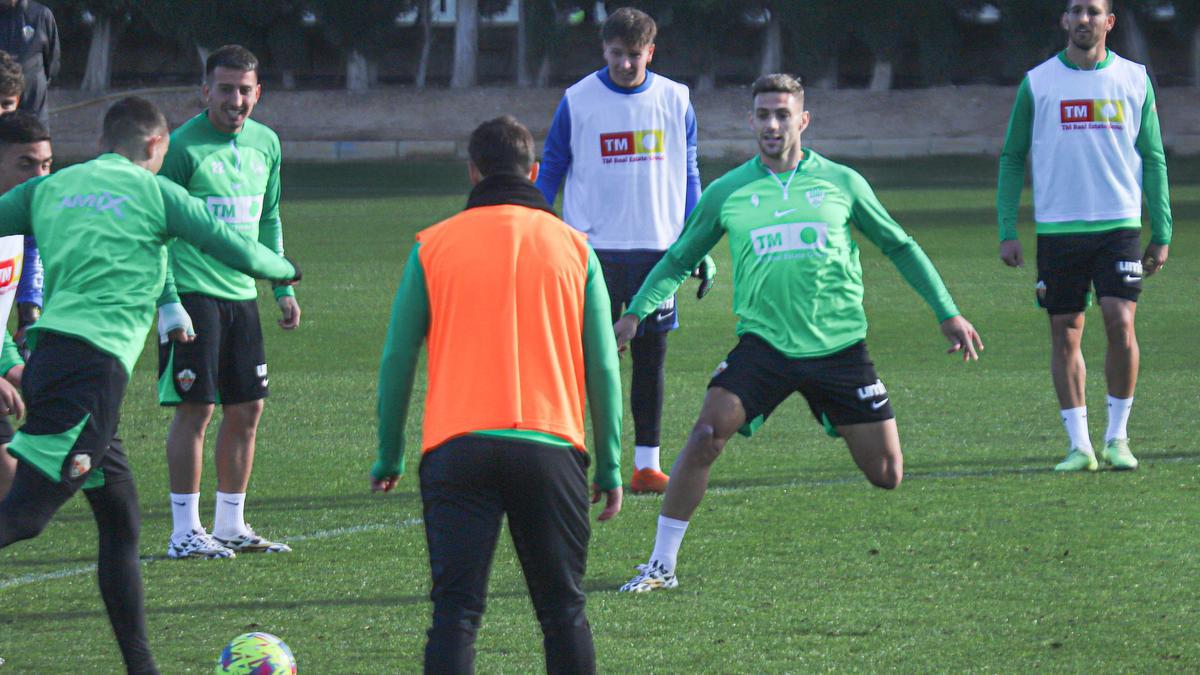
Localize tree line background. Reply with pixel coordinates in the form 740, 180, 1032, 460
43, 1, 1200, 93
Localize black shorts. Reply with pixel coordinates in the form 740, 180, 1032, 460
596, 250, 678, 335
709, 334, 894, 438
1036, 230, 1143, 314
158, 293, 269, 406
0, 416, 12, 445
7, 332, 131, 490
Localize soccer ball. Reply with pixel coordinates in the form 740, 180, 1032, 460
214, 632, 297, 674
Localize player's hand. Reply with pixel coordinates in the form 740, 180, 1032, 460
0, 377, 25, 420
613, 314, 639, 354
370, 474, 400, 493
941, 315, 983, 362
591, 484, 623, 521
1142, 243, 1168, 277
999, 239, 1024, 268
4, 364, 22, 389
691, 255, 717, 299
277, 295, 301, 330
273, 255, 302, 287
157, 302, 195, 344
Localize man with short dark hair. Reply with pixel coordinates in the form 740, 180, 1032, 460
0, 110, 50, 500
996, 0, 1170, 472
618, 74, 983, 593
0, 0, 58, 125
373, 114, 623, 673
537, 6, 709, 495
0, 95, 298, 675
0, 49, 21, 112
157, 44, 300, 559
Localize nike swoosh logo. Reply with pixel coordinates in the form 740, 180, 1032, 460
222, 500, 241, 506
1122, 275, 1141, 284
172, 501, 186, 507
872, 398, 889, 410
774, 209, 796, 217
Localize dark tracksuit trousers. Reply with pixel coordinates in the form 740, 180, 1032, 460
419, 435, 594, 675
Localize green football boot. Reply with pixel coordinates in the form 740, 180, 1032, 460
1101, 438, 1139, 471
1054, 449, 1098, 472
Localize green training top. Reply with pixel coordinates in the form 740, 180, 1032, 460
997, 50, 1171, 244
629, 151, 960, 359
159, 112, 293, 303
0, 153, 296, 375
374, 244, 624, 491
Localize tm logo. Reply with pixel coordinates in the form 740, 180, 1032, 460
60, 192, 131, 218
599, 129, 665, 157
1060, 99, 1125, 123
750, 222, 829, 256
206, 195, 264, 226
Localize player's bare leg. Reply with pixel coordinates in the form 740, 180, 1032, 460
165, 402, 233, 558
839, 419, 903, 489
1099, 297, 1139, 469
622, 387, 745, 592
212, 399, 289, 552
0, 446, 15, 500
1049, 311, 1097, 471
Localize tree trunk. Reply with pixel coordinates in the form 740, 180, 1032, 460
1192, 24, 1200, 88
536, 51, 552, 87
1118, 9, 1155, 85
416, 0, 434, 88
281, 70, 296, 90
516, 0, 531, 87
81, 16, 113, 92
869, 60, 893, 91
347, 50, 370, 91
196, 45, 211, 82
759, 10, 782, 75
451, 0, 479, 89
815, 52, 838, 89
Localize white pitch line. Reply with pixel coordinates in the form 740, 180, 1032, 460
0, 517, 424, 592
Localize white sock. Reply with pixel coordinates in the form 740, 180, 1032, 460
169, 492, 202, 539
1061, 407, 1093, 454
634, 445, 661, 472
1105, 395, 1133, 442
212, 491, 247, 539
650, 515, 689, 573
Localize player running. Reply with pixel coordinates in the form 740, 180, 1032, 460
156, 45, 300, 559
618, 74, 983, 593
996, 0, 1171, 472
0, 96, 298, 675
536, 7, 711, 494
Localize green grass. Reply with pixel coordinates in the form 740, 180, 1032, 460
2, 156, 1198, 672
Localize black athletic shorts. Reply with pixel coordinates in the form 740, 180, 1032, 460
709, 334, 894, 438
0, 416, 12, 445
596, 250, 679, 335
7, 332, 131, 489
158, 293, 269, 406
1036, 229, 1143, 314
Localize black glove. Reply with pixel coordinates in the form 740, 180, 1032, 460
691, 255, 716, 299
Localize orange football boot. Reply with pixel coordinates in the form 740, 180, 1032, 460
630, 467, 669, 494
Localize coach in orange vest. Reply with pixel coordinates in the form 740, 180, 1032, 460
372, 115, 624, 674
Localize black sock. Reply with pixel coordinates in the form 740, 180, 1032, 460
630, 331, 667, 447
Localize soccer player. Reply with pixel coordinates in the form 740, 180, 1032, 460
0, 0, 59, 126
0, 96, 298, 675
157, 44, 300, 559
996, 0, 1171, 472
0, 51, 47, 359
0, 110, 51, 500
372, 116, 623, 673
536, 7, 711, 494
617, 74, 983, 593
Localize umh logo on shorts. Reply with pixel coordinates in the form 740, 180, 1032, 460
1060, 99, 1125, 130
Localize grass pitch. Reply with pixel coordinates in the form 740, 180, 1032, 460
1, 155, 1198, 672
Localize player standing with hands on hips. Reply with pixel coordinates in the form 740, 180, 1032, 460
996, 0, 1172, 472
537, 7, 712, 494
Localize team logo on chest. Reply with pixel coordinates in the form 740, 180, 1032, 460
750, 222, 830, 259
806, 189, 825, 208
599, 129, 666, 164
1059, 99, 1125, 131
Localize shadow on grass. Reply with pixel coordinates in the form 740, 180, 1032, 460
51, 491, 422, 525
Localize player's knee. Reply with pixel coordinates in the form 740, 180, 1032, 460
683, 423, 723, 465
174, 403, 215, 431
0, 509, 51, 546
867, 462, 903, 490
223, 400, 264, 427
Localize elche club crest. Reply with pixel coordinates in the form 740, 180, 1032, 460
806, 189, 825, 208
176, 368, 197, 392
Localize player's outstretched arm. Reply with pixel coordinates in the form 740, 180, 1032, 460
159, 178, 297, 283
582, 249, 623, 518
613, 314, 639, 354
941, 315, 984, 362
